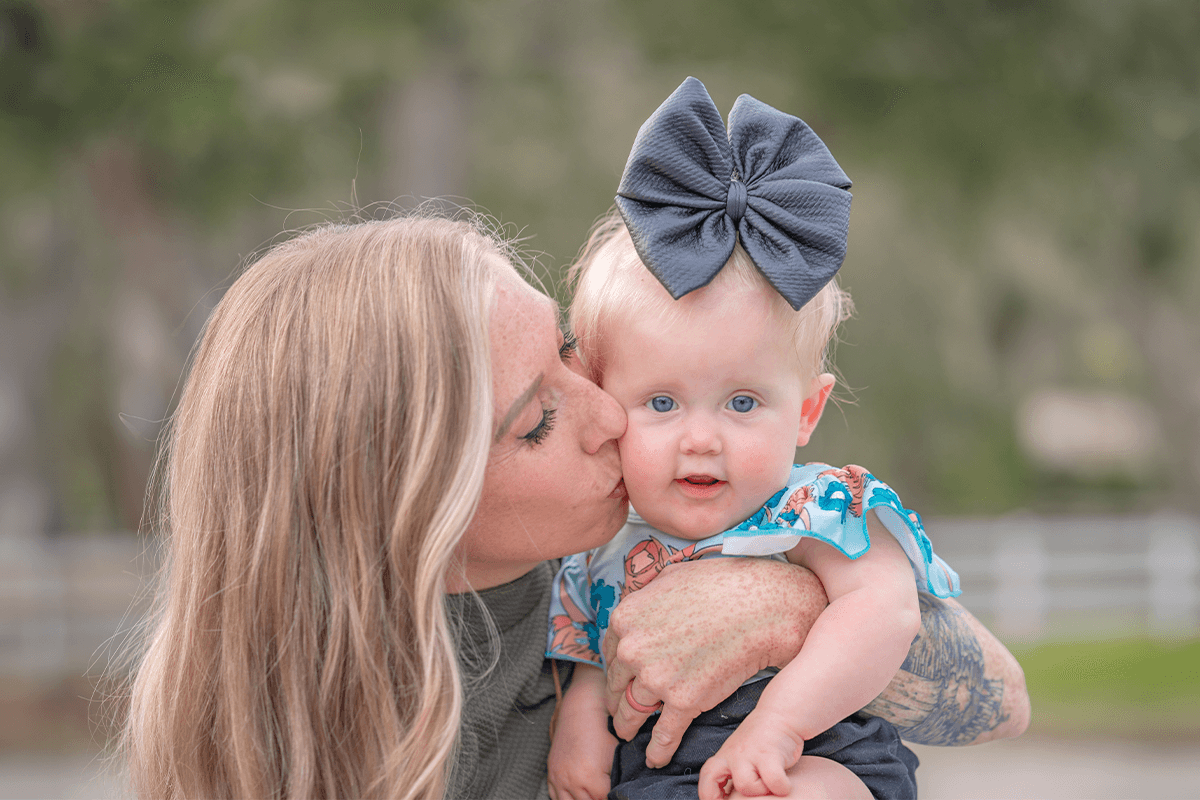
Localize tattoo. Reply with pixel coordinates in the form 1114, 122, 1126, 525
862, 594, 1008, 745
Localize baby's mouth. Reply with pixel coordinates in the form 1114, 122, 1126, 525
675, 475, 726, 498
682, 475, 720, 486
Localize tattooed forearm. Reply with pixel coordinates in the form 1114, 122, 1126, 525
862, 593, 1030, 745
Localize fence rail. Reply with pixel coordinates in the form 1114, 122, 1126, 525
0, 535, 152, 680
926, 513, 1200, 640
2, 514, 1198, 679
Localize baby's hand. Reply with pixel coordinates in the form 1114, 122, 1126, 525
547, 684, 618, 800
698, 707, 805, 799
546, 717, 616, 800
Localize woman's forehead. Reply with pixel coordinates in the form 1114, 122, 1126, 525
493, 267, 559, 322
491, 275, 559, 370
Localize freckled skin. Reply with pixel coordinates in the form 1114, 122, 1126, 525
603, 559, 827, 754
455, 269, 628, 592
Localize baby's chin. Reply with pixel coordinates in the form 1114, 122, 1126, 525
635, 506, 747, 541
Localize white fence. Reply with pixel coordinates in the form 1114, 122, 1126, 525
1, 515, 1198, 679
926, 513, 1200, 641
0, 534, 153, 680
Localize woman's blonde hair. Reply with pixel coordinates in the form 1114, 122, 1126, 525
568, 210, 853, 385
123, 216, 501, 799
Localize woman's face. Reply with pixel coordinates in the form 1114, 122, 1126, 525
451, 266, 628, 592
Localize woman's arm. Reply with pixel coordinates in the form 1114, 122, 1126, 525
603, 559, 1029, 764
860, 593, 1031, 745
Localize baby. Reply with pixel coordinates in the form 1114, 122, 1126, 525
545, 78, 960, 800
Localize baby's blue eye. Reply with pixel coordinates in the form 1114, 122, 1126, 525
649, 396, 676, 413
728, 395, 758, 413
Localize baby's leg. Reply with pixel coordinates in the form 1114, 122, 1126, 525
729, 755, 871, 800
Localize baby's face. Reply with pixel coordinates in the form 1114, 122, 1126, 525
600, 283, 809, 540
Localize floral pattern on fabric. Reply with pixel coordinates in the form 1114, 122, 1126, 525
547, 463, 960, 667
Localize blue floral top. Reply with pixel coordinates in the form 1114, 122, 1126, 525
546, 463, 960, 667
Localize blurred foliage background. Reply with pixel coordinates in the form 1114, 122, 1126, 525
1, 0, 1197, 540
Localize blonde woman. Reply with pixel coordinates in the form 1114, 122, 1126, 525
123, 216, 1027, 800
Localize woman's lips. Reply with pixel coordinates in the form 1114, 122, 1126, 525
675, 476, 726, 499
609, 479, 628, 500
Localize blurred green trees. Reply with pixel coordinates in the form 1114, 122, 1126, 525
0, 0, 1196, 533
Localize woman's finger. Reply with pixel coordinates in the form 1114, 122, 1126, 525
609, 682, 655, 741
624, 681, 663, 714
642, 705, 695, 767
601, 632, 635, 714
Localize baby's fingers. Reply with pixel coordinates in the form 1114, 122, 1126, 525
730, 758, 790, 798
548, 782, 601, 800
548, 767, 609, 800
730, 768, 769, 797
698, 756, 732, 800
756, 759, 792, 797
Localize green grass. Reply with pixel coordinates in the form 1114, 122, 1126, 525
1010, 637, 1200, 740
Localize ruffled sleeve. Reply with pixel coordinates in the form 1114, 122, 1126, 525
721, 463, 960, 598
546, 552, 605, 665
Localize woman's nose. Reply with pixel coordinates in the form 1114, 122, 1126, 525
680, 414, 721, 455
578, 377, 626, 454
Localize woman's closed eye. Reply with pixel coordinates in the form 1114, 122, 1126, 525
521, 406, 557, 445
648, 396, 676, 413
727, 395, 758, 413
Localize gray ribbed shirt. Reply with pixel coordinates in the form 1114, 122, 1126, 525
445, 562, 571, 800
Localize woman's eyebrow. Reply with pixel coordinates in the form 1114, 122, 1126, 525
494, 373, 544, 442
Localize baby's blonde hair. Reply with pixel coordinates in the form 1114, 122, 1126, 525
569, 210, 852, 387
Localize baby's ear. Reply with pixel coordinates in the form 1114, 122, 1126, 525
796, 373, 835, 448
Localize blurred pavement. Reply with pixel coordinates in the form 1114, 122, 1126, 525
911, 735, 1200, 799
3, 735, 1200, 799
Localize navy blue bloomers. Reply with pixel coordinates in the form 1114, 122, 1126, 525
607, 678, 918, 800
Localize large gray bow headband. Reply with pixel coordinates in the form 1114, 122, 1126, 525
615, 77, 852, 311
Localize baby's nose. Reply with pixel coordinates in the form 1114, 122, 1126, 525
681, 416, 721, 455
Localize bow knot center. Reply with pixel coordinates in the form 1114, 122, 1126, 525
725, 179, 747, 225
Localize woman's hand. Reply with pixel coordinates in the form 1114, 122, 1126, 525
601, 557, 827, 767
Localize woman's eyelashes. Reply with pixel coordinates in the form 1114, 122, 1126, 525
521, 406, 557, 445
519, 331, 573, 448
558, 331, 578, 361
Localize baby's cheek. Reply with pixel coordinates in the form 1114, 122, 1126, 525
736, 436, 794, 486
617, 427, 661, 495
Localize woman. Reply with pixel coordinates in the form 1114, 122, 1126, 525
123, 216, 1027, 799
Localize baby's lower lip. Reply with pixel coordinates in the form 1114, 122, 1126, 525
674, 477, 726, 499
